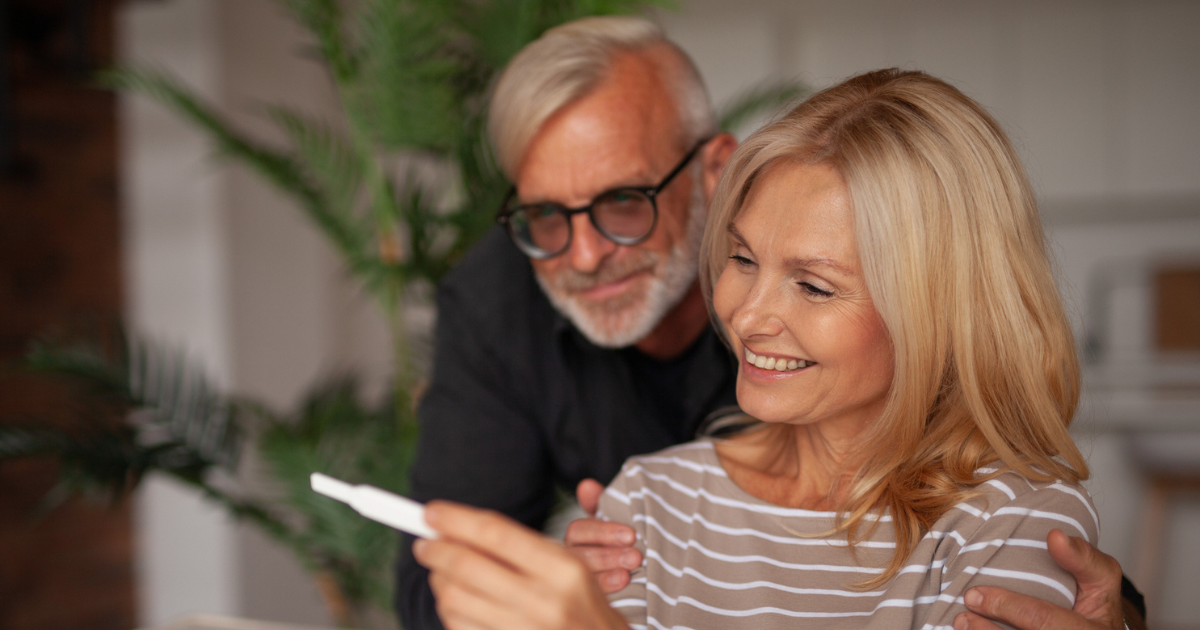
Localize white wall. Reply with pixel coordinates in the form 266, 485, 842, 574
119, 0, 239, 624
120, 0, 390, 626
120, 0, 1200, 627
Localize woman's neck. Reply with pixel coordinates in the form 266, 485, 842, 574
714, 422, 869, 510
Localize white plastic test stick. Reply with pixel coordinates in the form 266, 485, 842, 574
310, 472, 439, 539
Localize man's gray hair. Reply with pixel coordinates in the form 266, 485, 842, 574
488, 16, 717, 179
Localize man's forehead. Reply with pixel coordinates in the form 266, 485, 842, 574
515, 61, 683, 203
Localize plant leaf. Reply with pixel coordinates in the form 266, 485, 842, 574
267, 106, 366, 219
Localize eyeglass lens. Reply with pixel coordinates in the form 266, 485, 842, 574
510, 189, 657, 256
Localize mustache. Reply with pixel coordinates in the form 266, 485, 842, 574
549, 250, 660, 293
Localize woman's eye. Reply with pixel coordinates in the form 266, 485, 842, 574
728, 254, 755, 268
799, 282, 833, 298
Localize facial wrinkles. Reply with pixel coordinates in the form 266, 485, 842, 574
538, 165, 706, 347
718, 163, 893, 436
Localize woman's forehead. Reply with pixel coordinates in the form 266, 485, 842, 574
732, 162, 861, 274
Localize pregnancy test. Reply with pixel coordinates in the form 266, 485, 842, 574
310, 472, 438, 539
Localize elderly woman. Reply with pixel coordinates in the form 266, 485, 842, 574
414, 69, 1100, 630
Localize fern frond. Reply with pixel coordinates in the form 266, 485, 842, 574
278, 0, 356, 82
355, 0, 460, 151
254, 377, 415, 610
459, 0, 541, 72
268, 107, 366, 218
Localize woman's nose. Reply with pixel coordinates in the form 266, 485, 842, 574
566, 212, 617, 274
729, 278, 785, 339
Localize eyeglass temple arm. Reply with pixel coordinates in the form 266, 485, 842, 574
653, 137, 714, 195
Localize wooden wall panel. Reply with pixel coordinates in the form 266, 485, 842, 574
0, 1, 134, 629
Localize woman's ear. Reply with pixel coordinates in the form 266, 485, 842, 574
702, 132, 739, 198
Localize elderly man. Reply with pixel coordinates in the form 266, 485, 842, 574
394, 16, 1142, 630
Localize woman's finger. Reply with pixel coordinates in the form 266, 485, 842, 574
429, 568, 534, 630
415, 538, 540, 609
425, 501, 579, 581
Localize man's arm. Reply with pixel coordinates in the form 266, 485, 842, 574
394, 278, 555, 630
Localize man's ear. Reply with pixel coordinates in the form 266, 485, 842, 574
702, 132, 738, 198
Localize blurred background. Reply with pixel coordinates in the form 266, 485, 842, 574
1, 0, 1198, 629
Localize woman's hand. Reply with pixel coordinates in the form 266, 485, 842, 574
414, 500, 631, 630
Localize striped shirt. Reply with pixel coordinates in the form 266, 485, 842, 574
598, 439, 1099, 630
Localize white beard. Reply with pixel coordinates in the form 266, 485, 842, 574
536, 170, 707, 348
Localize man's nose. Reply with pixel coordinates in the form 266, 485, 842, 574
566, 212, 617, 273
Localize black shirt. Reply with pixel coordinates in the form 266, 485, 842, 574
394, 227, 738, 629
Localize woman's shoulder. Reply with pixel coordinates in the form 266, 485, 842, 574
611, 439, 727, 489
938, 469, 1099, 546
599, 439, 724, 521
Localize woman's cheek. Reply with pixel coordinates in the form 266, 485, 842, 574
712, 264, 744, 343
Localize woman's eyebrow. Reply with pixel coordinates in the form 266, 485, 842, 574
726, 223, 749, 248
729, 222, 854, 276
784, 256, 856, 277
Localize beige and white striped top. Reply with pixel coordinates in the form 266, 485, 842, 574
598, 439, 1098, 630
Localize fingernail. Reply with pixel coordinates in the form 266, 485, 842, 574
964, 588, 982, 608
620, 530, 636, 545
606, 573, 624, 589
620, 550, 641, 569
953, 613, 968, 630
423, 503, 441, 525
412, 539, 428, 559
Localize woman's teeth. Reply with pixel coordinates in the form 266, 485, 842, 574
744, 348, 812, 372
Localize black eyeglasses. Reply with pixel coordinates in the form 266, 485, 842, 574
497, 138, 711, 259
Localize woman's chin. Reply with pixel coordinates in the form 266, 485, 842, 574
735, 388, 811, 427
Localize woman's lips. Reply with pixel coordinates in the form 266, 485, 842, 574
743, 347, 814, 372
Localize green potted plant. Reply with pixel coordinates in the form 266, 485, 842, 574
0, 0, 805, 626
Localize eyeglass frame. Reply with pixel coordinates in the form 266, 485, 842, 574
496, 137, 713, 260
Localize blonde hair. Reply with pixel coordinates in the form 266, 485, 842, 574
488, 16, 716, 179
700, 69, 1088, 586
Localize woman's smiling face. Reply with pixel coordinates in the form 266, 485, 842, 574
713, 161, 894, 434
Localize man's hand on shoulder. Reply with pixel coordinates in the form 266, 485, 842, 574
564, 479, 643, 593
953, 530, 1143, 630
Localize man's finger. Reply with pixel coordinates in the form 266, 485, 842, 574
953, 611, 1006, 630
596, 568, 632, 594
1044, 529, 1123, 625
568, 542, 641, 572
565, 516, 637, 549
1048, 530, 1121, 588
576, 479, 605, 516
1047, 530, 1122, 595
964, 586, 1086, 630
